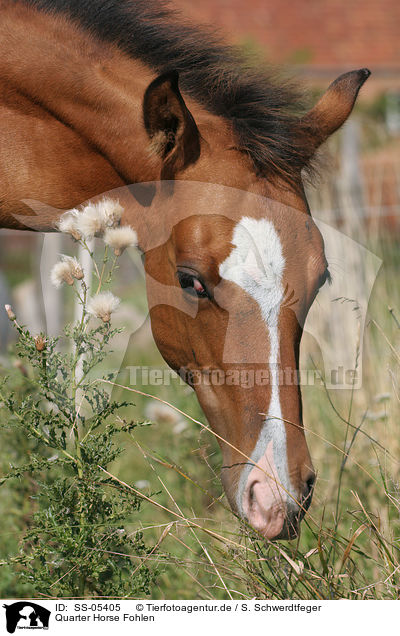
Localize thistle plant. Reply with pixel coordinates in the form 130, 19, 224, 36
0, 200, 157, 598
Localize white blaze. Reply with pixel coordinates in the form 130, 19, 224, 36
219, 216, 295, 516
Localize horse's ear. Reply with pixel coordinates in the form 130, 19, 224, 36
300, 69, 370, 156
143, 71, 201, 179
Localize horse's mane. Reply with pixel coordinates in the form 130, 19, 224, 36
20, 0, 314, 182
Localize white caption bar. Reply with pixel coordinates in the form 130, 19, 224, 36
1, 599, 396, 635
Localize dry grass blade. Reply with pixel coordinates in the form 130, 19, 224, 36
98, 465, 252, 552
133, 442, 234, 600
129, 521, 174, 580
338, 523, 369, 573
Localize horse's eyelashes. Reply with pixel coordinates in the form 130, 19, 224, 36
319, 268, 333, 288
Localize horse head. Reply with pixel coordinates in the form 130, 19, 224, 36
131, 68, 369, 539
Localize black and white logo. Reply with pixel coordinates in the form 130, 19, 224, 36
3, 602, 50, 634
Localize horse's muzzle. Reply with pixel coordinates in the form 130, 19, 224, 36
243, 468, 315, 541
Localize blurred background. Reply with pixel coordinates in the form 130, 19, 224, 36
175, 0, 400, 94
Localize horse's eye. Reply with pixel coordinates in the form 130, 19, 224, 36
177, 271, 208, 298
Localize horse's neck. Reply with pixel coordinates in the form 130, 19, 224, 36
0, 5, 161, 186
0, 4, 243, 233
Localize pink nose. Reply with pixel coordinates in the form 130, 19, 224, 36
242, 442, 315, 540
244, 478, 312, 539
245, 479, 288, 539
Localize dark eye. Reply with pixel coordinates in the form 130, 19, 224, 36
177, 271, 209, 298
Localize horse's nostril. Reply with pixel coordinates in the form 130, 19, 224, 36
304, 473, 316, 499
249, 482, 256, 506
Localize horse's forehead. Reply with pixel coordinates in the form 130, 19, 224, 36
173, 214, 234, 248
171, 203, 321, 265
157, 180, 321, 270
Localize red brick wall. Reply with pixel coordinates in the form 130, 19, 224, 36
173, 0, 400, 85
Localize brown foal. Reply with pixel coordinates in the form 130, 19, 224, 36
0, 1, 369, 538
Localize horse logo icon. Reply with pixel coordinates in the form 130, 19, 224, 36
3, 602, 50, 634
